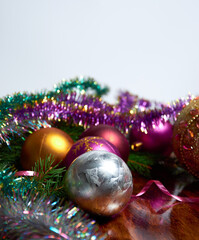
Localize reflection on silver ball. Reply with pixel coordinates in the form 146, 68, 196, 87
64, 150, 133, 216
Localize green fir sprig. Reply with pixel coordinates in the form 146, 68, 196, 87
33, 156, 66, 198
127, 151, 158, 178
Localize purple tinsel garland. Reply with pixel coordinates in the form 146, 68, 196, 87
0, 90, 194, 146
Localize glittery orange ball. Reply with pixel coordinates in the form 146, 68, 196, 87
173, 97, 199, 177
21, 127, 74, 170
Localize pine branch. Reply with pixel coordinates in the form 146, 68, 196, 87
127, 151, 157, 178
33, 156, 66, 198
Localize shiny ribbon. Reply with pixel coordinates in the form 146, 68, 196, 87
131, 180, 199, 214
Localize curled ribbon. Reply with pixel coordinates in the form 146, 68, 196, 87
15, 171, 39, 177
131, 180, 199, 214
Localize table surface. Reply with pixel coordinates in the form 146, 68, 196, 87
98, 167, 199, 240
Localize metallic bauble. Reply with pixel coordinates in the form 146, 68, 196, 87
64, 150, 133, 216
62, 136, 121, 169
79, 124, 130, 162
21, 127, 74, 170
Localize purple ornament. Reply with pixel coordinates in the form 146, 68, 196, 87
130, 120, 173, 156
62, 136, 121, 169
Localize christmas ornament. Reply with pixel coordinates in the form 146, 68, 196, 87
173, 97, 199, 177
62, 136, 121, 169
64, 150, 133, 216
79, 124, 130, 162
130, 120, 173, 156
20, 127, 74, 170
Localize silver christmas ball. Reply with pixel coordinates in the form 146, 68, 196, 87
64, 150, 133, 216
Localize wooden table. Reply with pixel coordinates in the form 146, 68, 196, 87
98, 168, 199, 240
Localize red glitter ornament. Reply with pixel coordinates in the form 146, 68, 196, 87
79, 124, 130, 162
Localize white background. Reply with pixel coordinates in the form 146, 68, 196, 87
0, 0, 199, 103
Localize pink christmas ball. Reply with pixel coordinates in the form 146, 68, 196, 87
62, 136, 121, 169
130, 120, 173, 156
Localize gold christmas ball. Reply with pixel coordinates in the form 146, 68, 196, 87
173, 97, 199, 177
21, 127, 74, 170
